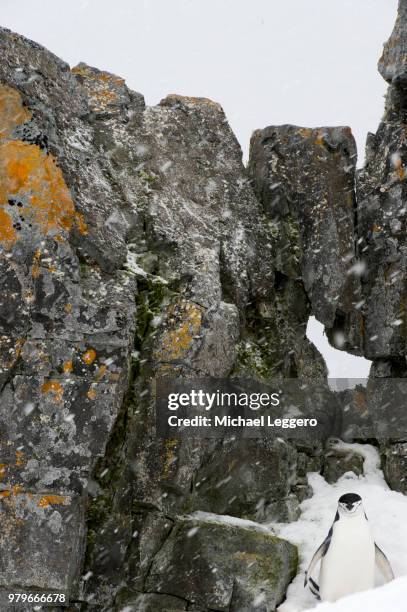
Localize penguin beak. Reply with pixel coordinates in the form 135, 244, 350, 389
339, 501, 361, 514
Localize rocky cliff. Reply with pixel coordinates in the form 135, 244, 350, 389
0, 2, 406, 610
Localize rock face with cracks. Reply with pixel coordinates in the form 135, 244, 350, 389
248, 124, 362, 357
0, 3, 407, 609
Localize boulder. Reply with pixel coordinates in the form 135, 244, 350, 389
322, 443, 364, 484
145, 516, 298, 612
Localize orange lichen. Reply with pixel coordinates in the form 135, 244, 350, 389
0, 490, 11, 499
0, 85, 87, 249
0, 140, 87, 248
15, 451, 24, 467
63, 360, 73, 373
0, 85, 31, 139
87, 387, 97, 400
75, 212, 88, 235
37, 494, 68, 508
65, 303, 73, 314
72, 65, 124, 112
83, 348, 97, 365
156, 300, 202, 362
31, 249, 41, 278
41, 380, 64, 403
0, 207, 17, 246
0, 464, 7, 479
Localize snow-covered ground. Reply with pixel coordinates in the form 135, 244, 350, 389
273, 442, 407, 612
303, 576, 407, 612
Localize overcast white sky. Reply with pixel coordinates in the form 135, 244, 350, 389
0, 0, 398, 377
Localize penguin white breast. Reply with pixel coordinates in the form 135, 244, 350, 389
319, 516, 375, 602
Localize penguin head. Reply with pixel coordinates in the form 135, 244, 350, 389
337, 493, 363, 516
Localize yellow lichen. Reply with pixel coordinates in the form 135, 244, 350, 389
156, 300, 202, 362
37, 494, 68, 508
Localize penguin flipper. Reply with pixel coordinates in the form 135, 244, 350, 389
304, 512, 338, 588
304, 539, 330, 587
375, 543, 394, 582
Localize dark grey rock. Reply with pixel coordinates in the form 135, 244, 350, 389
0, 26, 137, 598
322, 442, 364, 484
379, 0, 407, 85
0, 493, 85, 595
382, 442, 407, 494
127, 512, 174, 591
249, 124, 360, 333
334, 0, 407, 360
356, 114, 407, 359
187, 438, 298, 522
145, 516, 298, 612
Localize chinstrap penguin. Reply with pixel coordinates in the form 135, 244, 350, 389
304, 493, 394, 602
